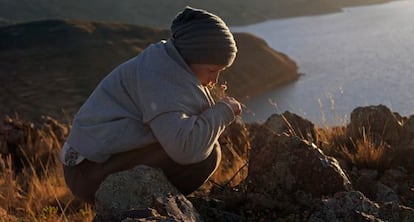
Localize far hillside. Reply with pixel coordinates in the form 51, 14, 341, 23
0, 19, 298, 121
0, 0, 391, 27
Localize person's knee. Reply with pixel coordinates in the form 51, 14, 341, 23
63, 161, 103, 205
190, 144, 222, 182
205, 144, 222, 173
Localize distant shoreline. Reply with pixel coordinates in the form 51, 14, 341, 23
0, 0, 392, 28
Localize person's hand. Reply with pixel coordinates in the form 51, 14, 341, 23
220, 96, 242, 116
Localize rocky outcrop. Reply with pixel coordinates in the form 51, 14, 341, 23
205, 104, 414, 221
247, 134, 351, 199
94, 165, 202, 222
346, 105, 414, 172
263, 111, 317, 142
347, 105, 405, 147
309, 191, 414, 222
237, 114, 351, 220
4, 105, 414, 221
89, 105, 414, 221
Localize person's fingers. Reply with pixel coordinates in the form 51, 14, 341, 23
221, 96, 242, 115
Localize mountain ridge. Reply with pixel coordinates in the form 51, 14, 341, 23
0, 19, 299, 120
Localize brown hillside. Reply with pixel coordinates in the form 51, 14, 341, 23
222, 32, 299, 98
0, 19, 298, 121
0, 19, 170, 120
0, 0, 391, 28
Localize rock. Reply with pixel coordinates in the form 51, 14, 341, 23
379, 201, 414, 222
355, 180, 400, 205
247, 133, 351, 203
378, 168, 412, 204
348, 105, 404, 147
391, 148, 414, 173
359, 169, 379, 180
310, 191, 414, 222
309, 191, 382, 222
380, 168, 409, 193
94, 165, 202, 222
401, 115, 414, 146
263, 111, 317, 143
376, 182, 399, 203
353, 169, 379, 200
188, 197, 245, 222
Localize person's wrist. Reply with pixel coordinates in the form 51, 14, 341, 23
217, 101, 236, 117
220, 97, 241, 116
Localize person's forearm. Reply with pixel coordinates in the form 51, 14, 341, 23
149, 102, 234, 164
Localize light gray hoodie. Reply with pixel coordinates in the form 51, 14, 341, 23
65, 39, 235, 164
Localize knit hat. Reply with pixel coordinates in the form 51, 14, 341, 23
170, 6, 237, 67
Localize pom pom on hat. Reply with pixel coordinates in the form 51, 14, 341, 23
171, 6, 237, 67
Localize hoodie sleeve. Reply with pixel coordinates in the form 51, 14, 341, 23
148, 102, 235, 165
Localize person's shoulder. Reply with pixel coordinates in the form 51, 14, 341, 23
145, 40, 168, 51
137, 40, 169, 61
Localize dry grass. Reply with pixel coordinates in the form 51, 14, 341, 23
0, 116, 94, 221
341, 136, 390, 170
312, 94, 393, 171
317, 122, 392, 171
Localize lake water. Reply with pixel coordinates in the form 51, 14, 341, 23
231, 0, 414, 126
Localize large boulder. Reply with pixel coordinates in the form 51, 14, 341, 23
353, 168, 400, 204
378, 168, 414, 203
400, 115, 414, 148
94, 165, 202, 222
348, 105, 404, 147
309, 191, 381, 222
247, 133, 351, 205
403, 115, 414, 135
263, 111, 317, 143
390, 148, 414, 173
346, 105, 414, 172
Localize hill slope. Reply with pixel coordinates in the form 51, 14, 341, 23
0, 0, 391, 28
0, 19, 298, 120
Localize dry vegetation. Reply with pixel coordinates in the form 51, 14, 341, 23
317, 125, 392, 171
0, 116, 93, 221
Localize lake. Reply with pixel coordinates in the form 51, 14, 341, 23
231, 0, 414, 126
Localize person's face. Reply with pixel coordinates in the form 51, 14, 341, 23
189, 64, 227, 87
